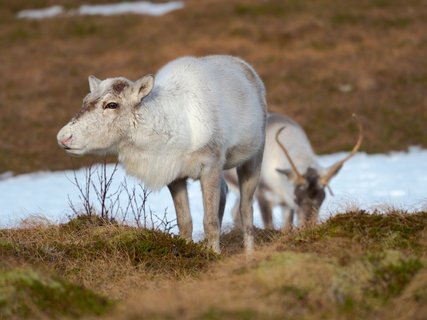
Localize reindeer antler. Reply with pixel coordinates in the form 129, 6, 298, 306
320, 114, 363, 186
275, 126, 306, 184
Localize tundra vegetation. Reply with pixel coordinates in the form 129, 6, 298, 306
1, 0, 427, 319
1, 211, 426, 319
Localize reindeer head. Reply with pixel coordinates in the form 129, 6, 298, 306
57, 75, 154, 156
275, 115, 363, 226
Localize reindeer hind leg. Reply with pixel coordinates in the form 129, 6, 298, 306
218, 174, 228, 228
237, 149, 263, 252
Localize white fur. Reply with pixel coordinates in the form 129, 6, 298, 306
226, 112, 361, 230
116, 56, 265, 189
260, 114, 321, 208
57, 55, 267, 252
226, 113, 326, 228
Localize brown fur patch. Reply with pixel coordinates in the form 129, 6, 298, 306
112, 81, 129, 94
72, 97, 99, 121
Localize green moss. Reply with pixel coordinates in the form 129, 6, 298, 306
369, 257, 423, 301
74, 228, 218, 274
288, 211, 427, 252
71, 21, 102, 37
0, 268, 111, 319
63, 213, 116, 231
278, 285, 308, 301
1, 218, 217, 277
248, 246, 425, 318
110, 229, 217, 274
7, 27, 32, 42
0, 240, 14, 252
337, 294, 356, 314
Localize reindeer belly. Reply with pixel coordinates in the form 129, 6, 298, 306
119, 151, 191, 191
224, 144, 255, 169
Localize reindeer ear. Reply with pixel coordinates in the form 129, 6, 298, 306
276, 168, 295, 180
134, 74, 154, 102
88, 75, 101, 93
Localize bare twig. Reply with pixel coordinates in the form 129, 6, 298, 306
66, 162, 95, 217
67, 159, 173, 232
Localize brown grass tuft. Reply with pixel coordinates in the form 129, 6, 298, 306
220, 226, 281, 256
108, 210, 427, 319
0, 218, 217, 298
1, 210, 426, 319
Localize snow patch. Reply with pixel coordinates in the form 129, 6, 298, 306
17, 5, 64, 20
1, 148, 427, 237
17, 1, 184, 19
0, 171, 13, 181
79, 1, 184, 17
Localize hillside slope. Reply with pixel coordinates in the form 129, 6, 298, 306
1, 210, 426, 319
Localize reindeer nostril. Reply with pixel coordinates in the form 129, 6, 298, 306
60, 135, 73, 148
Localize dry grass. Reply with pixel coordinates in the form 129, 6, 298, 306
0, 216, 217, 299
1, 0, 427, 174
220, 226, 281, 256
110, 210, 427, 320
1, 210, 426, 319
280, 210, 427, 257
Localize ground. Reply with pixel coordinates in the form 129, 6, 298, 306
1, 211, 427, 319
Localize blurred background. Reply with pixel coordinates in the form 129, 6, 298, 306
0, 0, 426, 175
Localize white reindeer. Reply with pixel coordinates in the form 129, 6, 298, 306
57, 55, 267, 253
225, 112, 362, 230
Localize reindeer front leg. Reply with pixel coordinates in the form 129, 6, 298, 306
200, 167, 222, 253
168, 178, 193, 241
281, 206, 294, 231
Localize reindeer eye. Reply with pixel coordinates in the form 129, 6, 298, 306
105, 102, 119, 109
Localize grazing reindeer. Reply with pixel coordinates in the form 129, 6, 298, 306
57, 55, 267, 253
225, 112, 362, 230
